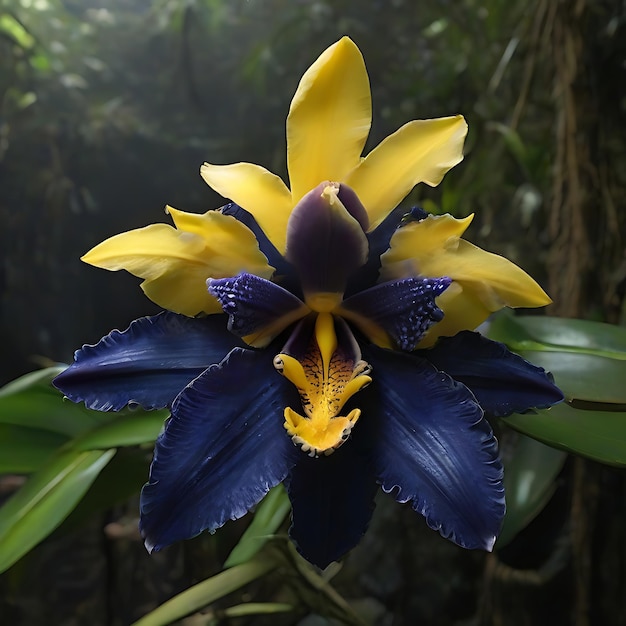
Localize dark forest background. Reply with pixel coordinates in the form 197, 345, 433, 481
1, 0, 625, 624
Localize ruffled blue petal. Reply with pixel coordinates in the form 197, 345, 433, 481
53, 312, 241, 411
420, 331, 565, 417
140, 347, 300, 552
209, 273, 308, 340
341, 276, 450, 350
360, 345, 505, 551
285, 439, 378, 568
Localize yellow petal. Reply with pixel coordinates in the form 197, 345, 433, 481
287, 37, 372, 204
141, 268, 224, 316
200, 162, 293, 252
382, 213, 474, 268
435, 239, 552, 309
382, 214, 551, 335
417, 282, 492, 347
344, 116, 468, 228
82, 210, 274, 316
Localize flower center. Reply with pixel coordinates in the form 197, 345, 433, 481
273, 313, 372, 457
305, 292, 343, 313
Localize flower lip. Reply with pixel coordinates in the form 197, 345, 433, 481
275, 314, 372, 457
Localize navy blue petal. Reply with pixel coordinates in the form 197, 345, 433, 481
341, 276, 451, 350
285, 440, 378, 568
53, 312, 241, 411
419, 331, 565, 417
209, 273, 308, 342
360, 345, 505, 551
140, 347, 301, 551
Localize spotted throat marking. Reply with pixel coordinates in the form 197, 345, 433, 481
273, 313, 372, 457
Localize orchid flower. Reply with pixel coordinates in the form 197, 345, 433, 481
54, 37, 563, 568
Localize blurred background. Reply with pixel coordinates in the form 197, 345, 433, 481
1, 0, 625, 624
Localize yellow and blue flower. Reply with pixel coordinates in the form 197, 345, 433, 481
54, 38, 563, 568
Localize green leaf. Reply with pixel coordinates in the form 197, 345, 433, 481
220, 602, 293, 618
488, 314, 626, 360
502, 403, 626, 467
0, 367, 110, 436
0, 424, 68, 473
518, 350, 626, 404
487, 315, 626, 403
490, 122, 529, 176
0, 448, 115, 573
58, 448, 150, 534
497, 433, 567, 547
74, 410, 167, 450
224, 484, 291, 568
0, 367, 66, 397
0, 14, 34, 49
131, 559, 277, 626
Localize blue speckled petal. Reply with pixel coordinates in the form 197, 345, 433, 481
53, 312, 240, 411
361, 344, 505, 551
208, 273, 309, 346
419, 330, 564, 417
341, 276, 451, 350
140, 347, 300, 551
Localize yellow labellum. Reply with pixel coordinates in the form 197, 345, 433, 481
274, 313, 372, 456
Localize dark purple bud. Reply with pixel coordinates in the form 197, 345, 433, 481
285, 182, 368, 297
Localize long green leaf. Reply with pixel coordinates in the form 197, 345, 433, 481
58, 448, 150, 534
0, 14, 35, 49
220, 602, 293, 618
74, 410, 167, 450
518, 350, 626, 404
0, 448, 115, 573
502, 403, 626, 467
488, 314, 626, 359
488, 315, 626, 404
497, 433, 567, 547
131, 559, 277, 626
224, 485, 291, 568
0, 424, 68, 473
0, 367, 110, 436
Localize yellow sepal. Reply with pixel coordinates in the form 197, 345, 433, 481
82, 208, 274, 316
417, 282, 492, 347
381, 213, 551, 342
200, 162, 293, 253
344, 116, 468, 229
287, 36, 371, 205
